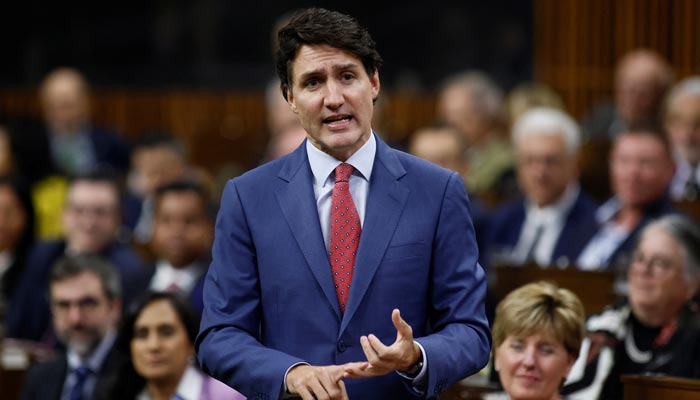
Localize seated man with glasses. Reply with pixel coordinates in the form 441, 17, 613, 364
19, 254, 125, 400
563, 214, 700, 399
5, 169, 150, 342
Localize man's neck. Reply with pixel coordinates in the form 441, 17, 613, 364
614, 206, 643, 230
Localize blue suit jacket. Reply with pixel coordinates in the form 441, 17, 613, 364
196, 137, 491, 399
487, 189, 599, 268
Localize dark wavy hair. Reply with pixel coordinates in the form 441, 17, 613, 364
101, 291, 199, 400
275, 7, 383, 101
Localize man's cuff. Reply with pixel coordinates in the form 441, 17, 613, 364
395, 341, 428, 391
281, 362, 310, 399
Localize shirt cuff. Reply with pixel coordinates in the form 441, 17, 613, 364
395, 341, 428, 392
281, 362, 310, 399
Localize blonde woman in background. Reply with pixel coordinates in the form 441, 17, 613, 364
488, 281, 585, 400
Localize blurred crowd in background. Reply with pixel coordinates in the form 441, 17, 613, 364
1, 2, 700, 399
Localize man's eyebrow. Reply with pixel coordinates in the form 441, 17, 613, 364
297, 63, 361, 82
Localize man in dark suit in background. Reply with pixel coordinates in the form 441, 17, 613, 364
38, 67, 130, 177
582, 49, 674, 141
488, 107, 598, 269
20, 255, 123, 400
577, 130, 677, 272
146, 181, 214, 315
196, 7, 490, 399
5, 170, 150, 342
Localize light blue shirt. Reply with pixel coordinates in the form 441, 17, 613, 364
306, 133, 375, 252
577, 197, 630, 270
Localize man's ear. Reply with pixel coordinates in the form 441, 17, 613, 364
370, 70, 380, 102
286, 87, 298, 114
110, 297, 122, 322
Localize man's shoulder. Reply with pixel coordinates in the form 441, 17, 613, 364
25, 240, 66, 272
568, 189, 600, 220
382, 145, 457, 182
24, 354, 68, 385
228, 153, 297, 188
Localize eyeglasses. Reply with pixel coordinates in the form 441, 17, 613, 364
629, 250, 678, 276
51, 296, 104, 314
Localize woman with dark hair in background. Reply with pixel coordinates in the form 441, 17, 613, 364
0, 173, 36, 322
104, 291, 244, 400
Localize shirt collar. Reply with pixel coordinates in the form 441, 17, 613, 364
175, 365, 203, 399
67, 329, 116, 372
596, 196, 622, 224
525, 183, 581, 224
136, 365, 202, 400
306, 132, 376, 187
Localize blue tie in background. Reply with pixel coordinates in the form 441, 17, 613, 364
69, 366, 92, 400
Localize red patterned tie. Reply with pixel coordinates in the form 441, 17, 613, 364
330, 163, 361, 313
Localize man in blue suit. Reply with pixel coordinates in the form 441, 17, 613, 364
196, 8, 490, 399
487, 107, 599, 269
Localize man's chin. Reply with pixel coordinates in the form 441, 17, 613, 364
61, 333, 101, 357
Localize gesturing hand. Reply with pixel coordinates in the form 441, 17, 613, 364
286, 363, 362, 400
343, 309, 421, 378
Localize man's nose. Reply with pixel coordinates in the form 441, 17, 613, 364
324, 80, 344, 109
67, 306, 84, 324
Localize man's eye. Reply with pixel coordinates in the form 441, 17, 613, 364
305, 79, 319, 88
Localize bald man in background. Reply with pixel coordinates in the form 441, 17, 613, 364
582, 49, 674, 140
38, 67, 130, 176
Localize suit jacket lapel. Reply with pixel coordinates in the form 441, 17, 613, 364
276, 144, 342, 319
341, 139, 409, 333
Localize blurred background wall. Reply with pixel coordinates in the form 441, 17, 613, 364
1, 0, 699, 174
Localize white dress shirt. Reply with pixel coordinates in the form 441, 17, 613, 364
150, 260, 204, 294
512, 184, 580, 267
670, 155, 700, 200
136, 364, 203, 400
577, 197, 630, 271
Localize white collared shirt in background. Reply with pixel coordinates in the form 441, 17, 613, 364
512, 184, 580, 266
577, 197, 630, 270
150, 260, 203, 294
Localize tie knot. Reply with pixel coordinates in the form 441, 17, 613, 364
334, 163, 354, 183
74, 366, 92, 380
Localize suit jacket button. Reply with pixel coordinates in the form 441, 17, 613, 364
337, 340, 347, 352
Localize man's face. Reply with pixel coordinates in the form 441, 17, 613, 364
152, 191, 212, 268
666, 94, 700, 165
409, 129, 465, 173
51, 272, 120, 357
131, 146, 187, 197
610, 134, 674, 208
41, 74, 89, 134
437, 85, 491, 145
62, 181, 120, 254
287, 44, 379, 161
516, 133, 577, 207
